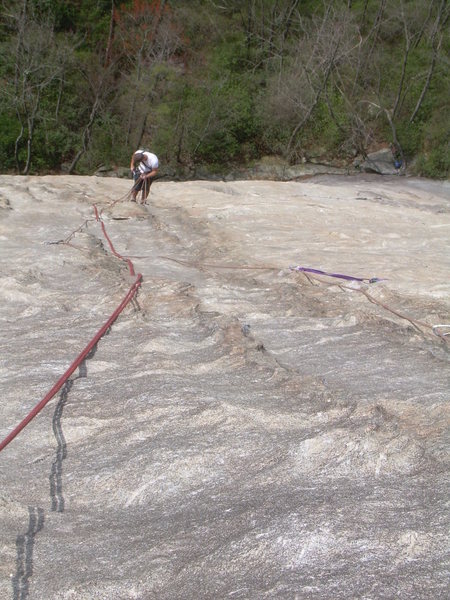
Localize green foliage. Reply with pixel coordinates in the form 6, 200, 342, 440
0, 112, 20, 171
182, 67, 248, 164
50, 0, 113, 39
304, 97, 347, 155
396, 120, 424, 158
81, 114, 126, 170
209, 34, 248, 75
0, 0, 448, 178
416, 145, 450, 179
30, 128, 68, 172
414, 98, 450, 178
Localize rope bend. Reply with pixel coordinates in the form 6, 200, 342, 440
0, 205, 142, 453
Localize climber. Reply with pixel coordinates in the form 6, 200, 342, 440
130, 149, 159, 203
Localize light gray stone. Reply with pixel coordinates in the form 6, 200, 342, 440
0, 174, 448, 599
359, 148, 401, 175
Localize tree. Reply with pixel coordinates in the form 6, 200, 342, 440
114, 0, 184, 150
409, 0, 448, 123
0, 0, 74, 173
258, 2, 360, 160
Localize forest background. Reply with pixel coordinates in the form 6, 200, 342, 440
0, 0, 448, 179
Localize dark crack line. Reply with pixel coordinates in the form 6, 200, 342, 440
49, 344, 98, 513
49, 379, 72, 513
12, 336, 101, 599
11, 506, 45, 600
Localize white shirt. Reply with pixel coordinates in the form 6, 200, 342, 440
136, 150, 159, 174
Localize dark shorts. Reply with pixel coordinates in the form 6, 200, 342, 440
133, 170, 155, 192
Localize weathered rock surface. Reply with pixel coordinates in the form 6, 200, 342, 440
94, 157, 351, 181
356, 148, 402, 175
0, 174, 449, 599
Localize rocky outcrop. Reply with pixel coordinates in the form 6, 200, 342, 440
92, 151, 411, 182
94, 165, 131, 178
0, 175, 448, 599
193, 159, 351, 181
355, 148, 403, 175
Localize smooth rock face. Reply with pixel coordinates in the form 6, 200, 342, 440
359, 149, 400, 175
0, 174, 449, 600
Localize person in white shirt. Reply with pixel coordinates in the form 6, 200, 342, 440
129, 149, 159, 203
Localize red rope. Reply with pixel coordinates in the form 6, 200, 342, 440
0, 207, 142, 453
93, 205, 136, 276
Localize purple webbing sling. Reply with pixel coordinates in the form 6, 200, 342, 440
290, 266, 383, 284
